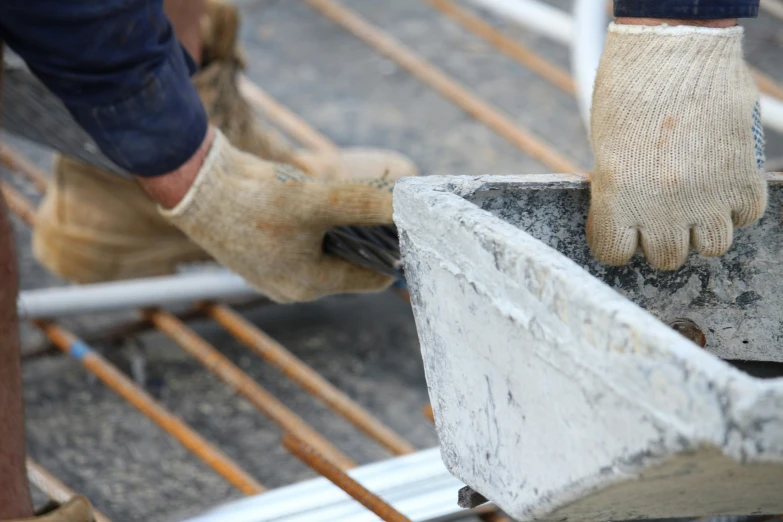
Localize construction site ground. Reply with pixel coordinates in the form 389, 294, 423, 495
3, 1, 782, 520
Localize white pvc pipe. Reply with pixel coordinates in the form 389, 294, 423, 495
465, 0, 573, 45
17, 271, 258, 319
181, 448, 472, 522
570, 0, 607, 135
761, 94, 783, 135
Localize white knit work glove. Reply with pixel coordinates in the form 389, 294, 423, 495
587, 23, 767, 271
161, 130, 395, 303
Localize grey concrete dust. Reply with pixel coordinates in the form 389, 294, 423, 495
4, 0, 782, 521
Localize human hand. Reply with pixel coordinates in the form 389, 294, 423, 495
146, 128, 396, 302
587, 22, 767, 270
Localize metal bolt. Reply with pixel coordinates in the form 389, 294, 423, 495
668, 318, 707, 348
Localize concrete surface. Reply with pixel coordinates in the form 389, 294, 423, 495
395, 174, 783, 521
1, 0, 781, 520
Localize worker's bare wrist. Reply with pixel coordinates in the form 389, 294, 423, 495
136, 126, 215, 209
615, 17, 738, 28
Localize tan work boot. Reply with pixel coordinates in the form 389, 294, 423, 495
33, 0, 417, 284
10, 496, 94, 522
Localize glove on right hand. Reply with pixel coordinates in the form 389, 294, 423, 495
588, 23, 767, 271
161, 129, 396, 303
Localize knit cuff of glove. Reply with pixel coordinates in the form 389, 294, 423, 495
608, 21, 743, 37
159, 128, 227, 218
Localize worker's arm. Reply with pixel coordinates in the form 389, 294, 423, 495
586, 1, 766, 271
0, 0, 208, 176
0, 0, 395, 302
613, 0, 759, 19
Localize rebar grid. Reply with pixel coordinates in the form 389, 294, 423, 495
282, 433, 413, 522
144, 307, 357, 469
2, 170, 420, 517
2, 0, 780, 519
201, 302, 416, 456
28, 315, 265, 495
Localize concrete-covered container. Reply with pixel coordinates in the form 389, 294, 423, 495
394, 174, 783, 521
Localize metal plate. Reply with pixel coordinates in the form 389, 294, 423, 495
395, 174, 783, 521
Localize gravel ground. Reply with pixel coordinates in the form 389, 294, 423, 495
3, 0, 782, 521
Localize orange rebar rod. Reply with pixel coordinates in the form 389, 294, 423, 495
146, 308, 357, 470
237, 77, 340, 176
391, 286, 412, 304
33, 320, 265, 495
282, 433, 412, 522
422, 404, 434, 423
239, 76, 339, 155
0, 144, 49, 192
302, 0, 581, 175
26, 459, 112, 522
202, 303, 415, 456
1, 181, 37, 224
424, 0, 576, 95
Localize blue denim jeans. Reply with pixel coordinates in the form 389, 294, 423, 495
615, 0, 759, 19
0, 0, 208, 176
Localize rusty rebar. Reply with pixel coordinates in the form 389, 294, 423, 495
425, 0, 576, 95
4, 175, 267, 496
1, 181, 36, 225
26, 459, 112, 522
237, 76, 345, 176
239, 76, 339, 155
145, 308, 357, 470
422, 404, 434, 423
391, 286, 411, 304
282, 432, 412, 522
302, 0, 581, 174
21, 298, 272, 361
33, 320, 266, 495
202, 302, 416, 456
0, 143, 49, 191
